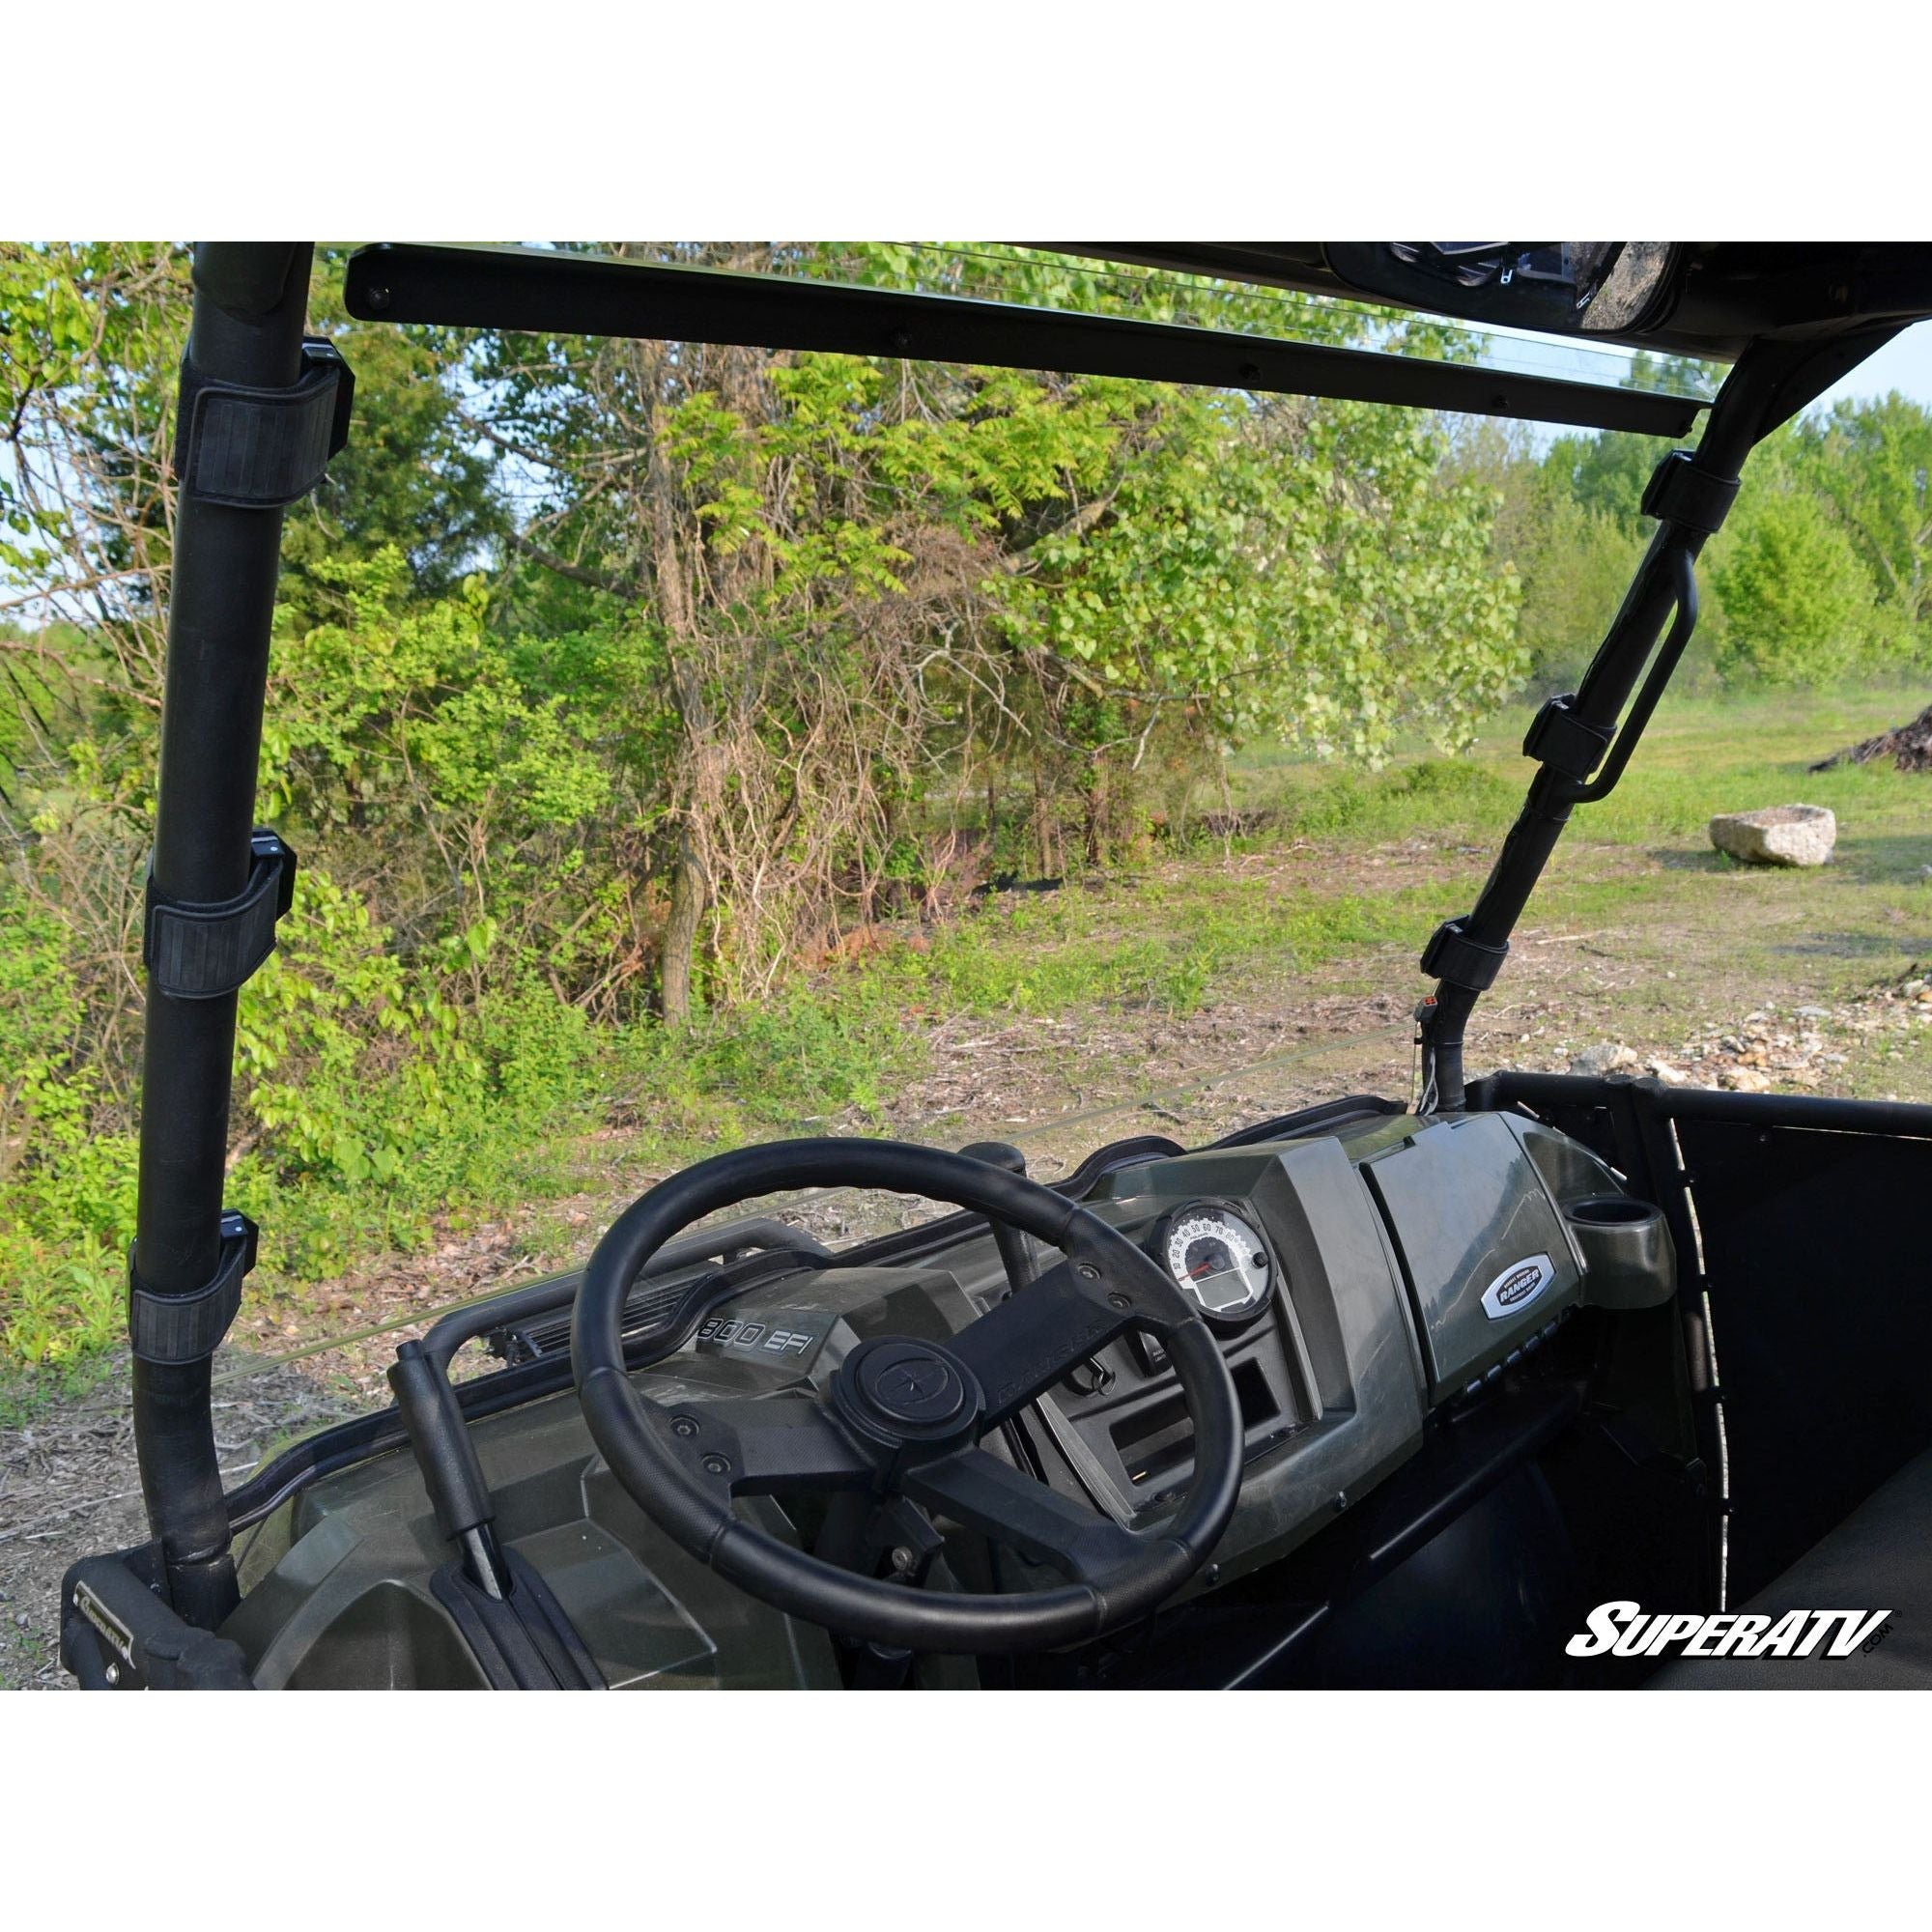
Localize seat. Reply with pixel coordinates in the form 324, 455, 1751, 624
1655, 1448, 1932, 1689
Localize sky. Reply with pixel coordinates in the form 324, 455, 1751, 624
1810, 320, 1932, 412
1464, 315, 1932, 451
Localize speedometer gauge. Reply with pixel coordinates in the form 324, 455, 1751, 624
1156, 1204, 1274, 1329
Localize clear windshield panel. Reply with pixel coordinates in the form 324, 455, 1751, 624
0, 238, 1716, 1646
197, 1009, 1419, 1427
766, 243, 1722, 402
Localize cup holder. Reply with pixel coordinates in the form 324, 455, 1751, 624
1564, 1194, 1675, 1309
1568, 1195, 1656, 1227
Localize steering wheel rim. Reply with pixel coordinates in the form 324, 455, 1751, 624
570, 1137, 1243, 1656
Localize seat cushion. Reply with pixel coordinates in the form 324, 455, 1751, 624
1656, 1447, 1932, 1689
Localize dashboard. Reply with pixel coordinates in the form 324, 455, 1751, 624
227, 1104, 1672, 1688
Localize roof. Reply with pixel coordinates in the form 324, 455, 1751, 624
1063, 243, 1932, 361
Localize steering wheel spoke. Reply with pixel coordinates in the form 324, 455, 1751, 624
661, 1396, 873, 1498
950, 1261, 1138, 1426
904, 1447, 1146, 1588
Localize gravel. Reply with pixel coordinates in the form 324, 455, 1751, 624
0, 1354, 360, 1690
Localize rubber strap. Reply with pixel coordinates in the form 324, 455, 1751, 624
1641, 449, 1740, 535
1522, 694, 1615, 784
128, 1211, 257, 1365
1420, 917, 1510, 993
172, 338, 354, 509
144, 830, 296, 1000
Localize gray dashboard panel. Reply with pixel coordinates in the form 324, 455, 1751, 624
1360, 1112, 1585, 1400
1077, 1132, 1431, 1581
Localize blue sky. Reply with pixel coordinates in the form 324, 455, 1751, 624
1811, 320, 1932, 412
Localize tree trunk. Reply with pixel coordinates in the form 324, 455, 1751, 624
631, 317, 721, 1028
660, 830, 705, 1026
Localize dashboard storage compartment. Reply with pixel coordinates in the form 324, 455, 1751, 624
1361, 1113, 1587, 1401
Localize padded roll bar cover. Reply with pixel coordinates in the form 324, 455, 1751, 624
572, 1137, 1243, 1655
191, 242, 308, 321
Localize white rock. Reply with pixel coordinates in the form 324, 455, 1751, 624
1570, 1042, 1640, 1077
1647, 1059, 1685, 1084
1709, 804, 1836, 867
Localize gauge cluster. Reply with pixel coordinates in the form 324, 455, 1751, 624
1153, 1203, 1274, 1329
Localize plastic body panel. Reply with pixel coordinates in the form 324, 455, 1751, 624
1071, 1133, 1430, 1583
1360, 1113, 1587, 1401
228, 1389, 841, 1690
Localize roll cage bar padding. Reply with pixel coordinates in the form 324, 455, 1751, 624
341, 243, 1707, 440
1414, 322, 1908, 1115
128, 242, 352, 1631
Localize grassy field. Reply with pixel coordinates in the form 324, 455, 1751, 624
887, 680, 1932, 1069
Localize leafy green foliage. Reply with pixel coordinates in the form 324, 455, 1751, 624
7, 242, 1927, 1364
1790, 394, 1932, 635
0, 893, 135, 1361
1707, 481, 1890, 687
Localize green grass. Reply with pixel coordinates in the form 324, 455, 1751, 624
877, 872, 1437, 1019
0, 1348, 123, 1428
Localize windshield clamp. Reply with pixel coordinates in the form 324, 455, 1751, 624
1641, 449, 1740, 534
1522, 695, 1617, 784
144, 829, 297, 1001
1420, 917, 1509, 993
172, 336, 354, 508
128, 1210, 257, 1364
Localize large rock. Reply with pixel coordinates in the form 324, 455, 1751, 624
1571, 1042, 1640, 1077
1709, 804, 1836, 867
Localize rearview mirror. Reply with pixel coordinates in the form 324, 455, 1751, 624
1327, 242, 1679, 335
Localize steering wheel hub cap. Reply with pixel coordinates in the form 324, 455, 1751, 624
834, 1337, 980, 1446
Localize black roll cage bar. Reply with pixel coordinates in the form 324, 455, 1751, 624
118, 240, 1909, 1628
341, 243, 1707, 438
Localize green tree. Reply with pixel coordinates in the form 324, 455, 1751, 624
1792, 392, 1932, 641
1707, 482, 1885, 687
279, 317, 507, 615
473, 243, 1525, 1009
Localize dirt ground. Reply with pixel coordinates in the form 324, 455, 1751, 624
10, 841, 1932, 1689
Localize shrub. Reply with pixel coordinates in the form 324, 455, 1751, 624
1707, 486, 1889, 689
0, 895, 137, 1361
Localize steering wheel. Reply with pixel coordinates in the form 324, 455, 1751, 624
571, 1138, 1243, 1656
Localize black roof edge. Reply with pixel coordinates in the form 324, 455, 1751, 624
343, 242, 1704, 437
1055, 242, 1932, 365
